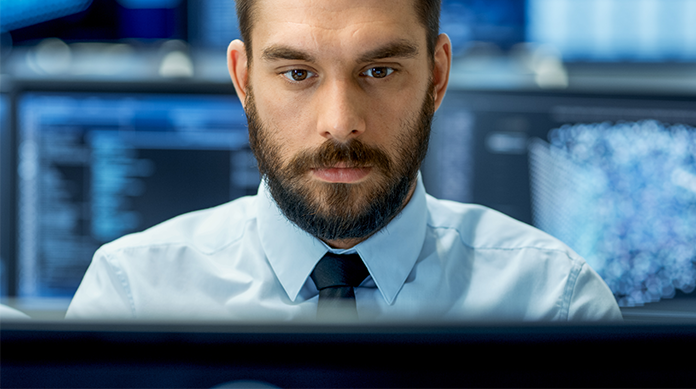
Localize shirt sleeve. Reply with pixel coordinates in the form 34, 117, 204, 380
0, 304, 31, 320
567, 262, 623, 321
65, 249, 135, 319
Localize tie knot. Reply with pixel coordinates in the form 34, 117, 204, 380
311, 253, 369, 291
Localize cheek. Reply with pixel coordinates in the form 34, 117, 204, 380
255, 93, 314, 159
363, 90, 421, 143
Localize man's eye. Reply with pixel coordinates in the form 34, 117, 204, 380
362, 67, 394, 79
282, 69, 315, 82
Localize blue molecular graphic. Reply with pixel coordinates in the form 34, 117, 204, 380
529, 120, 696, 307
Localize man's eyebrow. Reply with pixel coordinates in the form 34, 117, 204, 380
260, 41, 419, 64
357, 40, 419, 63
261, 45, 315, 63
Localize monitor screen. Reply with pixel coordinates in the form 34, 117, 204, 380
423, 89, 696, 307
527, 0, 696, 62
437, 0, 526, 56
14, 91, 256, 298
187, 0, 526, 56
0, 0, 92, 33
0, 94, 9, 296
7, 0, 187, 43
187, 0, 240, 49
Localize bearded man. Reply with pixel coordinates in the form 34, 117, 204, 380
66, 0, 621, 321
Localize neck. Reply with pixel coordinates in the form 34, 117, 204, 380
321, 180, 418, 250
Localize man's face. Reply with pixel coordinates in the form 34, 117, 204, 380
236, 0, 447, 245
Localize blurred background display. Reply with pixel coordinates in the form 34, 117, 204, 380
423, 91, 696, 310
530, 120, 696, 306
0, 93, 9, 296
2, 0, 186, 42
3, 0, 696, 62
14, 91, 254, 298
0, 0, 94, 34
528, 0, 696, 62
1, 0, 696, 319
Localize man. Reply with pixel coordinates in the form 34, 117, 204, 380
66, 0, 621, 321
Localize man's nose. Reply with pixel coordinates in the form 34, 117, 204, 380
316, 79, 366, 142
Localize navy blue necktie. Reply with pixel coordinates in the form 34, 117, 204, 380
311, 252, 369, 320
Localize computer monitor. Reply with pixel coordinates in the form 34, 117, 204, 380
2, 321, 696, 388
187, 0, 525, 56
527, 0, 696, 62
187, 0, 241, 49
423, 88, 696, 307
0, 93, 10, 296
7, 0, 187, 43
0, 0, 92, 33
10, 84, 256, 299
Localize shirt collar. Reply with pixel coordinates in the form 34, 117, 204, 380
257, 174, 428, 305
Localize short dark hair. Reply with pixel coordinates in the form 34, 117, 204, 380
235, 0, 441, 65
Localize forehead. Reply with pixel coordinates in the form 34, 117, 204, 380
251, 0, 424, 59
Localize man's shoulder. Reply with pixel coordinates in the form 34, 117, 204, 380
425, 194, 577, 256
424, 195, 621, 321
99, 195, 258, 256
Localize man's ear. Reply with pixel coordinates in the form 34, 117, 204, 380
432, 33, 452, 112
227, 39, 249, 107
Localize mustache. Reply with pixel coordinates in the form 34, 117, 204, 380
286, 139, 392, 177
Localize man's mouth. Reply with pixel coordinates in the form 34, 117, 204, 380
311, 165, 373, 183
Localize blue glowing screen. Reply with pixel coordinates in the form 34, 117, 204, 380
0, 0, 92, 32
189, 0, 525, 53
528, 0, 696, 62
427, 90, 696, 307
0, 95, 8, 297
15, 92, 257, 298
116, 0, 180, 8
530, 121, 696, 306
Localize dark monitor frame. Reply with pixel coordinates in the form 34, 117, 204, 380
2, 320, 696, 388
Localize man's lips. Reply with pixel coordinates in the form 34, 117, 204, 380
311, 165, 372, 183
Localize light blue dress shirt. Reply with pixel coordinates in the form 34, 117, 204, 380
0, 304, 31, 320
66, 174, 622, 321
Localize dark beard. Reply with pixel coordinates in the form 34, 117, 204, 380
245, 85, 434, 241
